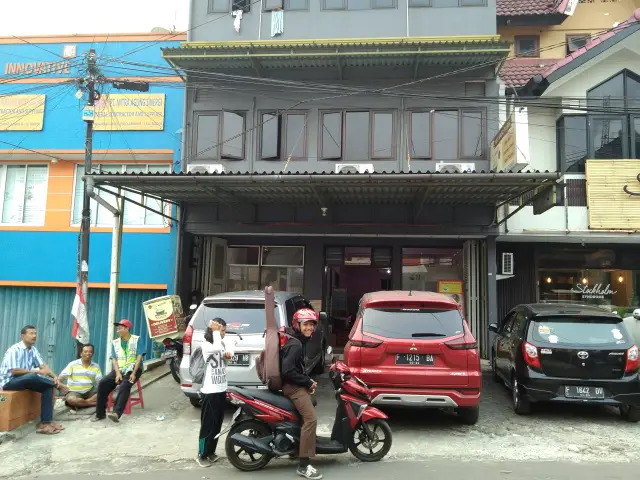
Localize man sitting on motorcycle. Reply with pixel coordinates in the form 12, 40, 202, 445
280, 308, 321, 480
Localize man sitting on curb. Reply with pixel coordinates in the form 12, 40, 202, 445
0, 325, 65, 435
93, 319, 146, 424
58, 344, 102, 411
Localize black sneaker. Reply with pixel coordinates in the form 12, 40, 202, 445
208, 454, 220, 463
297, 465, 323, 479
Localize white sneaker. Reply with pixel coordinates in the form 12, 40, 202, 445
196, 456, 212, 467
297, 465, 323, 479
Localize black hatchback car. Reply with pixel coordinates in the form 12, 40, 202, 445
489, 303, 640, 421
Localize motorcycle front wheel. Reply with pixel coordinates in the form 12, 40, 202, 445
225, 420, 273, 472
349, 418, 392, 462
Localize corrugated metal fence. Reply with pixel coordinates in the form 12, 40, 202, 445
0, 287, 166, 374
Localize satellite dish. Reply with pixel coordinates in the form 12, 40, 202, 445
151, 27, 171, 33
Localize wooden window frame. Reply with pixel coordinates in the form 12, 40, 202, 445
515, 35, 540, 57
192, 110, 247, 161
566, 34, 590, 55
259, 110, 309, 161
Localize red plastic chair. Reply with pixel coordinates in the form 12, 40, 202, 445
107, 379, 145, 415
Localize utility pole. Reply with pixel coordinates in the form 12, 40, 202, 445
76, 49, 99, 358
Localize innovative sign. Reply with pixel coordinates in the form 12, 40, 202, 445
3, 61, 72, 76
0, 94, 46, 131
93, 93, 165, 131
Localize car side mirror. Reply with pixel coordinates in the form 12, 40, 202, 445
488, 323, 499, 333
319, 311, 328, 321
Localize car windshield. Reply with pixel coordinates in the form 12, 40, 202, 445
530, 316, 630, 347
362, 307, 464, 339
192, 302, 281, 334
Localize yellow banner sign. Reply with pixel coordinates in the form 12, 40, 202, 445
0, 95, 45, 131
93, 93, 165, 131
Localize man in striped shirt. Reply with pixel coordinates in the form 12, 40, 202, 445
58, 344, 102, 409
0, 325, 64, 435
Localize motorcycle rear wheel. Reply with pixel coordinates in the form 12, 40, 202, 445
225, 420, 273, 471
349, 418, 392, 462
169, 356, 181, 383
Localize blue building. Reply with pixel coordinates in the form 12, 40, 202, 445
0, 33, 185, 373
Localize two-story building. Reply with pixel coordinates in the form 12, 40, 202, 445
491, 9, 640, 323
0, 33, 185, 372
89, 0, 561, 357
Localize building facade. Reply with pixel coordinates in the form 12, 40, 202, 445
492, 10, 640, 327
0, 33, 185, 372
87, 1, 564, 359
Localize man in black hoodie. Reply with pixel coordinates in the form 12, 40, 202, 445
280, 308, 321, 480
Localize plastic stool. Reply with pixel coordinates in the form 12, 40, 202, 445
107, 379, 145, 415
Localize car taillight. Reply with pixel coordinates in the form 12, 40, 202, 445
446, 333, 478, 350
349, 336, 382, 348
183, 325, 194, 355
522, 342, 541, 369
625, 345, 639, 373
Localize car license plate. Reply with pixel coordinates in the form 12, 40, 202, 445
564, 386, 604, 399
395, 354, 435, 366
229, 353, 250, 366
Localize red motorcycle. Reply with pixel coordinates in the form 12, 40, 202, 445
220, 361, 393, 471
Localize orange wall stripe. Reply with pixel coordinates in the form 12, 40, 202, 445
0, 281, 167, 289
0, 33, 186, 44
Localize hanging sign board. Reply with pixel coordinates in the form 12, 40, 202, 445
143, 295, 185, 340
0, 95, 45, 131
93, 93, 165, 131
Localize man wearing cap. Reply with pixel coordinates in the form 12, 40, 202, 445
93, 319, 147, 423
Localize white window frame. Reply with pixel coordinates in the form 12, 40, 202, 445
70, 163, 172, 228
0, 163, 49, 226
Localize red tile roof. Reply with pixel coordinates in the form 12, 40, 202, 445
499, 57, 563, 87
497, 0, 565, 16
540, 8, 640, 79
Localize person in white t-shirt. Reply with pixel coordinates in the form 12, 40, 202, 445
196, 318, 235, 467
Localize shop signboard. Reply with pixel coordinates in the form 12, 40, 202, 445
490, 107, 530, 173
143, 295, 185, 341
586, 159, 640, 230
570, 283, 617, 301
93, 93, 165, 131
437, 280, 465, 318
0, 95, 45, 131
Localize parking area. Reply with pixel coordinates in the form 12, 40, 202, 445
0, 365, 638, 479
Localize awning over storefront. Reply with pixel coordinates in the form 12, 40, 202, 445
161, 36, 510, 77
87, 171, 560, 208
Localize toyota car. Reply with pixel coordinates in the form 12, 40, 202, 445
490, 303, 640, 421
344, 291, 481, 425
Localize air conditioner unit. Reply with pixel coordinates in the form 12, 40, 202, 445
435, 162, 475, 173
335, 163, 374, 174
187, 163, 225, 174
501, 252, 514, 275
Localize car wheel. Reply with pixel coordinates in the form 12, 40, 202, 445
311, 344, 326, 375
620, 405, 640, 423
457, 406, 480, 425
511, 375, 531, 415
189, 396, 201, 408
491, 351, 500, 383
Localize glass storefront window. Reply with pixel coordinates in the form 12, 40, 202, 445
401, 248, 463, 292
227, 245, 305, 293
539, 269, 640, 317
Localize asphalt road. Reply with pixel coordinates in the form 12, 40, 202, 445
25, 460, 640, 480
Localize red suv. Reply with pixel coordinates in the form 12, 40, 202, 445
343, 291, 481, 424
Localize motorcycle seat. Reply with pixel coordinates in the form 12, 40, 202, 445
228, 386, 317, 410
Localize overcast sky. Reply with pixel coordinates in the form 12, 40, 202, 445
0, 0, 189, 36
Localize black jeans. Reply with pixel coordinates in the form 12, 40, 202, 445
96, 369, 142, 418
198, 392, 226, 458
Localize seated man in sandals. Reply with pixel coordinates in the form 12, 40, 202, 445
58, 344, 102, 410
0, 325, 65, 435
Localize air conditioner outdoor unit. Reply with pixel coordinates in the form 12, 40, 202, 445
187, 163, 225, 174
335, 163, 374, 174
501, 252, 514, 275
435, 162, 475, 173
